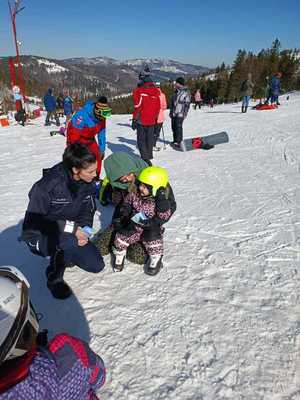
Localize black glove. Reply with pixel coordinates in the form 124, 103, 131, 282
112, 203, 132, 231
119, 204, 132, 219
112, 217, 124, 232
155, 187, 170, 213
131, 119, 138, 131
136, 218, 152, 229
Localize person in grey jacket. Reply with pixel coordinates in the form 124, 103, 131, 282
240, 73, 254, 113
169, 77, 191, 147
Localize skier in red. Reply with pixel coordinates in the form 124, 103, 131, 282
131, 66, 160, 165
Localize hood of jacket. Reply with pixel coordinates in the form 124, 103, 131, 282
82, 100, 99, 123
104, 152, 148, 190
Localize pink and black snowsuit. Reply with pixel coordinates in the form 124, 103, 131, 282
114, 184, 176, 256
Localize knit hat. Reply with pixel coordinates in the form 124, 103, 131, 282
94, 96, 111, 119
176, 77, 185, 86
139, 65, 151, 81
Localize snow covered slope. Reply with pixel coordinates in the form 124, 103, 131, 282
0, 94, 299, 399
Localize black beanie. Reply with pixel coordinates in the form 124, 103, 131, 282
139, 65, 151, 81
176, 77, 185, 86
97, 96, 108, 104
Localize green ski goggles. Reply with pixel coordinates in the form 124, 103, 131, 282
94, 103, 112, 119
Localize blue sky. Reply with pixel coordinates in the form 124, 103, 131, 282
1, 0, 299, 68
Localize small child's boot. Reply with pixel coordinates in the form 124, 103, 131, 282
144, 254, 163, 276
112, 247, 127, 272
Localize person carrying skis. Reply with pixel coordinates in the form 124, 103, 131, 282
0, 266, 106, 399
21, 143, 105, 299
240, 73, 254, 113
153, 82, 167, 151
66, 96, 111, 177
43, 88, 60, 126
131, 66, 160, 165
111, 166, 176, 275
169, 77, 191, 147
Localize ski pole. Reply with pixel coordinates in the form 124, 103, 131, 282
161, 125, 166, 150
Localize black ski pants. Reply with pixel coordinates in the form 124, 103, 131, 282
153, 123, 163, 146
171, 116, 184, 144
25, 230, 104, 279
45, 111, 60, 126
137, 124, 155, 162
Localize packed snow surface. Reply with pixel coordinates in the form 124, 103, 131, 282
0, 94, 299, 399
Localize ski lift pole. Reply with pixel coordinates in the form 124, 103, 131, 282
8, 0, 26, 98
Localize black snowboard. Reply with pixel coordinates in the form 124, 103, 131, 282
172, 131, 229, 152
50, 127, 65, 137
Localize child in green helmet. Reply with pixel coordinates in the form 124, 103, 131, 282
111, 166, 176, 275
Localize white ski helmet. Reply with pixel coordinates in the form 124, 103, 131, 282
12, 85, 20, 94
0, 266, 39, 364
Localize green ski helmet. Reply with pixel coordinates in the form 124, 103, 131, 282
138, 166, 168, 196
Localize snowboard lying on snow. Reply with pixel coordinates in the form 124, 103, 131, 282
50, 126, 66, 136
172, 131, 229, 152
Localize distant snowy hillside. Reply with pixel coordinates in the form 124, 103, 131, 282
0, 93, 299, 399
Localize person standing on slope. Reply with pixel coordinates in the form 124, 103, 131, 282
131, 66, 160, 165
44, 88, 60, 127
240, 73, 254, 113
169, 77, 191, 148
63, 91, 73, 124
153, 81, 167, 151
270, 72, 281, 105
21, 143, 105, 299
0, 266, 106, 399
194, 89, 202, 109
66, 96, 111, 177
56, 92, 65, 117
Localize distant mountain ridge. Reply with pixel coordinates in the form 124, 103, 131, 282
0, 55, 211, 98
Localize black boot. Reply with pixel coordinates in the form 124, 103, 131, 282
241, 106, 245, 113
144, 255, 163, 276
143, 159, 152, 166
46, 250, 72, 299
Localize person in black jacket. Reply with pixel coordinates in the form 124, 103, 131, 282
21, 143, 104, 299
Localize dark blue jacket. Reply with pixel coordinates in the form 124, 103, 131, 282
270, 76, 281, 96
21, 163, 96, 256
63, 96, 73, 115
44, 89, 57, 112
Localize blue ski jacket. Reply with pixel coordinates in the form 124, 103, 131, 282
44, 89, 57, 112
